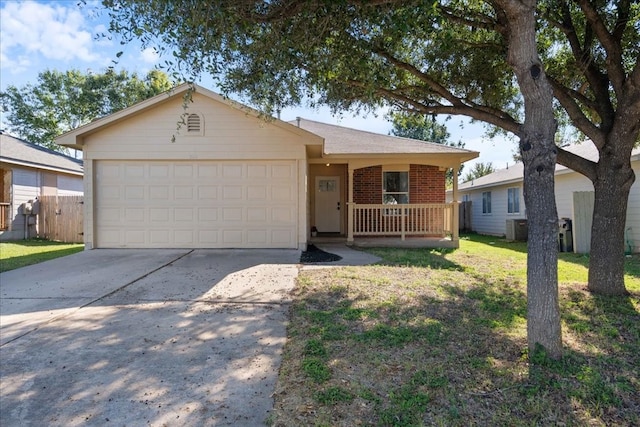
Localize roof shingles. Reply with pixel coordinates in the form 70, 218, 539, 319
0, 132, 83, 175
292, 118, 478, 157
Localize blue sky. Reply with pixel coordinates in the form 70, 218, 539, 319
0, 0, 518, 172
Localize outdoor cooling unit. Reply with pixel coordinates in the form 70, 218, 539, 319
506, 219, 528, 242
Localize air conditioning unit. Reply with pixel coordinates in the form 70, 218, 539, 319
506, 219, 528, 241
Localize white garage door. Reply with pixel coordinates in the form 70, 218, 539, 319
95, 160, 298, 248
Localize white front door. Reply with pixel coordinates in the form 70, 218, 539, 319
315, 176, 341, 233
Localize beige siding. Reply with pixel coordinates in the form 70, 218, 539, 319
83, 93, 306, 161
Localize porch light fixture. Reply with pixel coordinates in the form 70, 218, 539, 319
326, 163, 330, 166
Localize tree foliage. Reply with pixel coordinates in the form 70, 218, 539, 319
1, 69, 173, 151
463, 162, 496, 182
389, 111, 465, 185
390, 112, 452, 144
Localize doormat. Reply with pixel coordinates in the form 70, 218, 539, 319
300, 244, 343, 263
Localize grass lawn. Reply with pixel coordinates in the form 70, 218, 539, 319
269, 234, 640, 426
0, 240, 84, 273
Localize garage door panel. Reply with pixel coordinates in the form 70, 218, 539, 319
198, 208, 218, 221
174, 164, 194, 177
150, 186, 170, 200
222, 230, 243, 245
174, 230, 195, 245
197, 164, 218, 178
198, 230, 219, 244
247, 230, 267, 244
125, 230, 145, 244
125, 208, 145, 222
149, 164, 170, 178
272, 207, 294, 223
198, 186, 218, 199
222, 164, 243, 178
95, 160, 298, 248
272, 229, 295, 244
150, 230, 171, 245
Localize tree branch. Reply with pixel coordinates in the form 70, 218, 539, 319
372, 47, 463, 107
438, 5, 506, 33
344, 80, 521, 134
544, 1, 614, 131
556, 145, 597, 181
575, 0, 626, 97
547, 76, 604, 147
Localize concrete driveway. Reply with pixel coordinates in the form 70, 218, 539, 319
0, 248, 301, 426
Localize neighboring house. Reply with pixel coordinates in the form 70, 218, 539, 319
451, 143, 640, 253
0, 132, 84, 241
56, 84, 478, 250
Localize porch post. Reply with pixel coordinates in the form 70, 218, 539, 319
347, 165, 354, 243
452, 164, 460, 246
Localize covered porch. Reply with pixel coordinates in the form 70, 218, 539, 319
297, 117, 478, 250
308, 161, 462, 248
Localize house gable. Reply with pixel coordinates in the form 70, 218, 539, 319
77, 92, 318, 161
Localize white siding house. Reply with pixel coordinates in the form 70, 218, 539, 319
453, 143, 640, 253
1, 132, 84, 241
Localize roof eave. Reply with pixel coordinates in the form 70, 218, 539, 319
322, 151, 478, 163
0, 157, 83, 176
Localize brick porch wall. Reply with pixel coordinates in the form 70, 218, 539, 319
353, 165, 445, 204
354, 166, 382, 204
409, 164, 445, 203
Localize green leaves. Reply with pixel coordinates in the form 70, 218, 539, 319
0, 69, 174, 151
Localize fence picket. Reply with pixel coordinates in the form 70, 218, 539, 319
38, 195, 84, 243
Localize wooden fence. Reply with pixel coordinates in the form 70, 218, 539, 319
39, 195, 84, 243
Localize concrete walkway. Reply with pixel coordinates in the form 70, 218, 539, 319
0, 244, 378, 426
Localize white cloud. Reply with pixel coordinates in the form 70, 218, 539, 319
0, 0, 101, 72
140, 47, 159, 64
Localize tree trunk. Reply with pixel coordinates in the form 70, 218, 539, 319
498, 0, 562, 359
588, 144, 635, 295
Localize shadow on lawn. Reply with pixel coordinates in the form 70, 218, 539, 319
286, 266, 639, 426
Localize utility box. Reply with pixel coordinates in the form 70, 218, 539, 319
558, 218, 573, 252
506, 219, 528, 242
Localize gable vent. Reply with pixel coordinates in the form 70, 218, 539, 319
187, 113, 201, 133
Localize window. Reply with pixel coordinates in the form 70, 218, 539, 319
482, 191, 492, 214
507, 187, 520, 214
383, 171, 409, 204
383, 171, 408, 215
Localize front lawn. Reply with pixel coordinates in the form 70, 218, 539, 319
269, 234, 640, 426
0, 240, 84, 273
